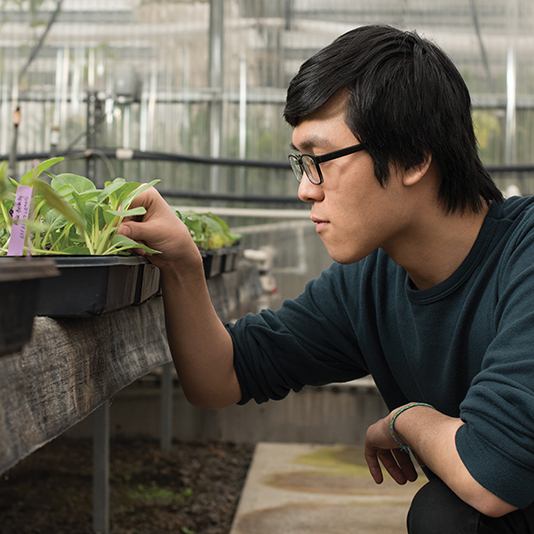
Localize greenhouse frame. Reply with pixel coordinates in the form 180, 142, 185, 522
1, 0, 533, 200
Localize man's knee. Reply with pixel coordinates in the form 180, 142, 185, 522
407, 477, 479, 534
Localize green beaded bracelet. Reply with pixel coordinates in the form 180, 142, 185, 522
390, 402, 435, 454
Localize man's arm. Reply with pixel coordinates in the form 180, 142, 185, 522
364, 404, 518, 517
118, 187, 241, 409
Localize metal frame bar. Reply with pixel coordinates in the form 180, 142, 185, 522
160, 362, 174, 451
93, 403, 110, 534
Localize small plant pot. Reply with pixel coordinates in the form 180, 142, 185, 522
220, 246, 242, 273
0, 257, 59, 356
36, 256, 145, 318
201, 250, 224, 279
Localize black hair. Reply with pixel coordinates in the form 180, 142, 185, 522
283, 25, 503, 214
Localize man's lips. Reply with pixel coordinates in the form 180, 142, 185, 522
311, 215, 330, 232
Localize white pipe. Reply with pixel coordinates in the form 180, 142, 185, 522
505, 0, 518, 165
171, 205, 310, 220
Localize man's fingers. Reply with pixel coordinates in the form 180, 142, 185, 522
365, 446, 418, 486
118, 221, 145, 241
128, 185, 158, 210
115, 224, 148, 255
364, 449, 384, 484
377, 449, 409, 485
392, 448, 418, 482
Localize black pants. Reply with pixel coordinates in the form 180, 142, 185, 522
407, 477, 534, 534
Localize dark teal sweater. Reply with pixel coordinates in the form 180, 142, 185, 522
228, 197, 534, 508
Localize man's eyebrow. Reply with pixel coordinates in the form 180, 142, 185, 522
289, 139, 321, 153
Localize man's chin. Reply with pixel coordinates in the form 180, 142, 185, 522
325, 250, 364, 265
322, 242, 374, 265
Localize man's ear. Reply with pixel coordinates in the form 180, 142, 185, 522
402, 153, 433, 187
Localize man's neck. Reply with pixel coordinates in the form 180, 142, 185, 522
388, 202, 491, 291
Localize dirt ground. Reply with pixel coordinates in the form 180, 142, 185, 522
0, 437, 255, 534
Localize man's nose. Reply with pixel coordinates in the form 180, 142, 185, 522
297, 176, 324, 203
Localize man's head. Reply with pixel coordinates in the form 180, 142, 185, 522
284, 25, 503, 214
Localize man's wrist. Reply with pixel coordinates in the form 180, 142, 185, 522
389, 402, 435, 453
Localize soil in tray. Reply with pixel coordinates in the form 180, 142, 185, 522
0, 437, 254, 534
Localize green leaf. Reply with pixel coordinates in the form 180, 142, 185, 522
50, 181, 74, 197
35, 180, 86, 230
184, 216, 203, 238
53, 173, 96, 194
0, 161, 10, 200
209, 212, 231, 234
177, 210, 238, 249
122, 179, 161, 209
103, 209, 118, 229
106, 207, 147, 218
92, 205, 107, 234
208, 234, 225, 249
60, 245, 91, 255
67, 227, 85, 243
201, 213, 226, 234
44, 209, 69, 232
71, 190, 87, 214
20, 157, 64, 185
108, 181, 139, 208
96, 178, 126, 206
107, 233, 161, 255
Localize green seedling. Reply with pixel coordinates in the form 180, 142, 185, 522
0, 161, 9, 201
176, 209, 241, 250
0, 157, 161, 256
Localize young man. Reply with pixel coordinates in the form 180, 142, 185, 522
119, 25, 534, 533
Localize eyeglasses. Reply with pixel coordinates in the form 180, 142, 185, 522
288, 143, 367, 185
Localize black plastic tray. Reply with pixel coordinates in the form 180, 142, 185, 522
0, 258, 59, 356
134, 260, 161, 305
36, 256, 148, 318
32, 246, 239, 317
201, 250, 224, 279
220, 247, 241, 273
201, 246, 242, 279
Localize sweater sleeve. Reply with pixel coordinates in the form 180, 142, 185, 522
227, 263, 369, 405
456, 217, 534, 509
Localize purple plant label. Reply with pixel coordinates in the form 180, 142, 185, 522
7, 185, 32, 256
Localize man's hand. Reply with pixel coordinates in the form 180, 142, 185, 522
117, 186, 201, 271
364, 413, 419, 485
365, 404, 518, 517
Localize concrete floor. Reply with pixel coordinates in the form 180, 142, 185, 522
230, 443, 426, 534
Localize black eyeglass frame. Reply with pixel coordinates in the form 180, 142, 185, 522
288, 143, 367, 185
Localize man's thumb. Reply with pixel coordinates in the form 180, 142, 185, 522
117, 223, 132, 238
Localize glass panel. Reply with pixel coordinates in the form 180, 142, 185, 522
0, 0, 532, 194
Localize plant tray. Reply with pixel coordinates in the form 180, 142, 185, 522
0, 258, 59, 356
36, 256, 150, 318
201, 246, 242, 279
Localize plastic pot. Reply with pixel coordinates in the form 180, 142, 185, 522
201, 245, 242, 279
201, 250, 224, 279
0, 257, 59, 356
